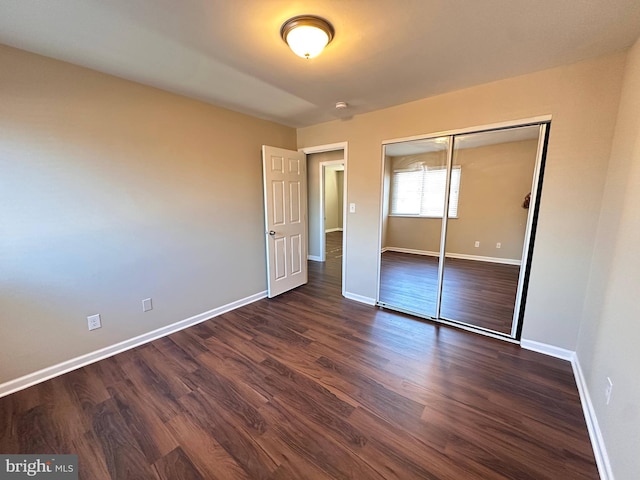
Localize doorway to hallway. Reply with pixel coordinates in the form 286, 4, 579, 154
302, 142, 348, 297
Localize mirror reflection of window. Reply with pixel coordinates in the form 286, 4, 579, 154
391, 165, 460, 217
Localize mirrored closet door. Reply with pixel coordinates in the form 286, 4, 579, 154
378, 122, 548, 339
379, 136, 450, 318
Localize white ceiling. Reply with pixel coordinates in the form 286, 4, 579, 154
1, 1, 639, 128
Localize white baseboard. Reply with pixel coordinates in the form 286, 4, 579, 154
0, 290, 267, 399
385, 247, 439, 257
446, 252, 521, 266
308, 255, 322, 261
344, 291, 376, 306
572, 354, 614, 480
381, 247, 389, 253
325, 228, 343, 233
520, 339, 613, 480
383, 247, 521, 266
520, 339, 575, 361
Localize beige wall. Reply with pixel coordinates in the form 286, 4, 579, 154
386, 139, 538, 261
307, 150, 344, 258
0, 45, 296, 383
298, 52, 626, 350
577, 38, 640, 479
324, 168, 343, 231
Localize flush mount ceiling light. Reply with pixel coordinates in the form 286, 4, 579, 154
280, 15, 334, 59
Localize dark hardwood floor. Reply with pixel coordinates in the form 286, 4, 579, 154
379, 251, 520, 334
325, 231, 343, 259
0, 244, 597, 479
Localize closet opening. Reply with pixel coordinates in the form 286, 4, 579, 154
377, 119, 550, 341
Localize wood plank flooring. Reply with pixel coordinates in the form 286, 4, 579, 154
325, 231, 343, 260
379, 251, 520, 334
0, 246, 598, 479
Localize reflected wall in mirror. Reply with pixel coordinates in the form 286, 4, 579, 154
378, 123, 546, 338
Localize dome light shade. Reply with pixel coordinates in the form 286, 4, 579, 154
281, 15, 334, 59
286, 25, 329, 58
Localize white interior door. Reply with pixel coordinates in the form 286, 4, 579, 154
262, 145, 308, 297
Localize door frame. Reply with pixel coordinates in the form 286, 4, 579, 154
376, 116, 552, 343
300, 142, 348, 297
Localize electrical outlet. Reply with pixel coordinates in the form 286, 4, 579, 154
87, 314, 101, 331
474, 241, 480, 248
496, 242, 501, 249
605, 377, 613, 405
142, 298, 153, 312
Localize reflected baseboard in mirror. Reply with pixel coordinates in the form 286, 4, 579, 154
379, 251, 519, 334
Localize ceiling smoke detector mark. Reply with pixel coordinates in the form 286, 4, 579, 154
335, 101, 348, 109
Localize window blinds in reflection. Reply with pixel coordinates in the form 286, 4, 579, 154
391, 166, 460, 217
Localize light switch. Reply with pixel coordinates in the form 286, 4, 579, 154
349, 203, 356, 213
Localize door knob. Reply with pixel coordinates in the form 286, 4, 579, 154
268, 230, 276, 236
